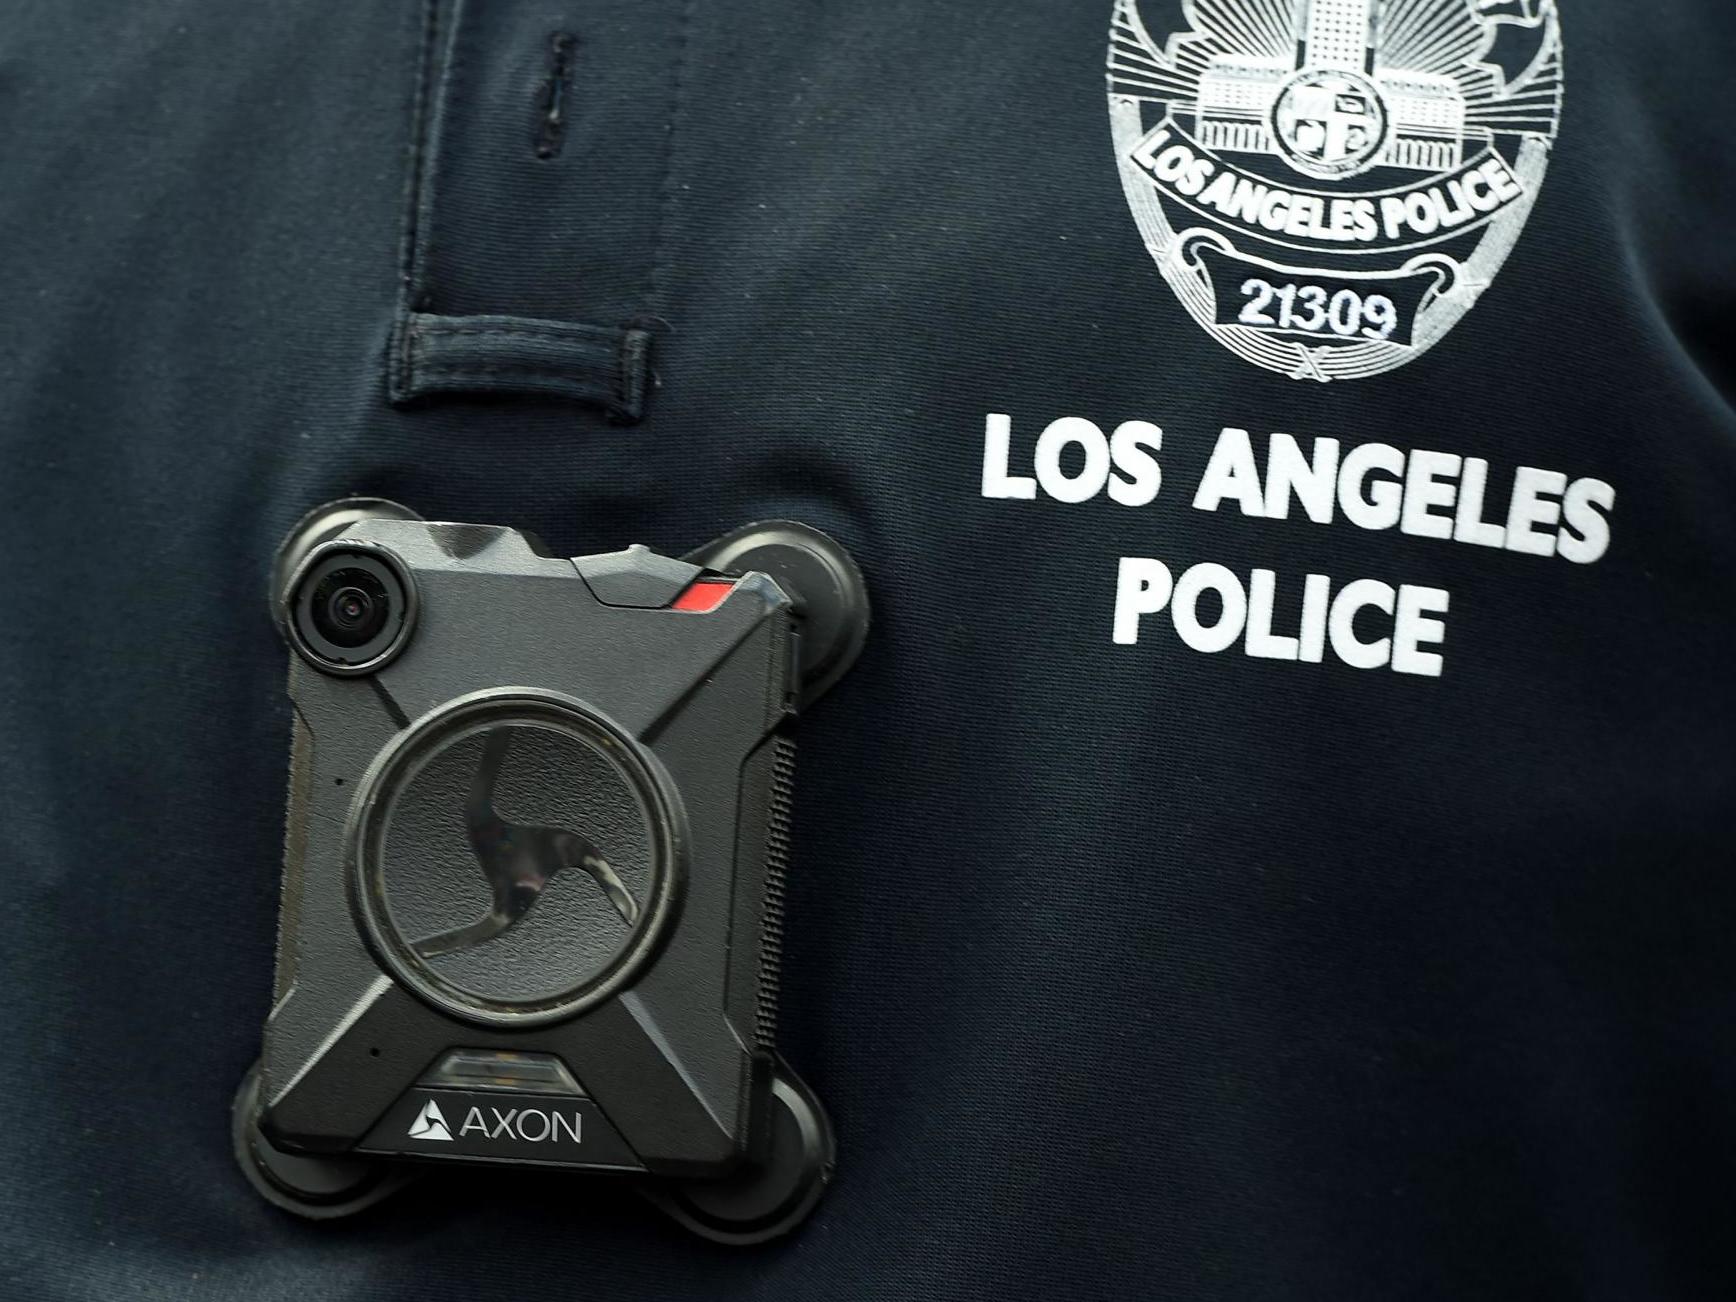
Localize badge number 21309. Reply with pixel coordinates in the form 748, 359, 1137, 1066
1238, 277, 1399, 342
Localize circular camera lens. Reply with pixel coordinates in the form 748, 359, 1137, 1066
287, 547, 415, 674
313, 571, 389, 647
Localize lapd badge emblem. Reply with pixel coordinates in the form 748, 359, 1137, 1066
1107, 0, 1564, 381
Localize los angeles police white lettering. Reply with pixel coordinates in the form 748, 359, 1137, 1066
1112, 560, 1449, 677
1189, 428, 1613, 562
981, 414, 1618, 679
982, 413, 1163, 507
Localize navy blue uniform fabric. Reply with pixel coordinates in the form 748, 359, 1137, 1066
1, 2, 1732, 1298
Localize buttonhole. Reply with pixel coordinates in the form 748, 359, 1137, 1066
536, 32, 579, 160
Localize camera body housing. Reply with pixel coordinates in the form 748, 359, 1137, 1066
238, 504, 866, 1241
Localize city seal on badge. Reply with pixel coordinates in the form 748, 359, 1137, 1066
1107, 0, 1564, 382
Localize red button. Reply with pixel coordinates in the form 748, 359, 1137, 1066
671, 579, 735, 612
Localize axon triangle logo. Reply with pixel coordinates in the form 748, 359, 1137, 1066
1107, 0, 1564, 381
407, 1099, 454, 1142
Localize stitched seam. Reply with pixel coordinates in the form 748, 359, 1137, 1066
404, 315, 642, 410
619, 331, 651, 408
417, 326, 619, 344
418, 0, 480, 321
412, 370, 625, 410
646, 0, 697, 316
417, 363, 614, 378
392, 0, 443, 399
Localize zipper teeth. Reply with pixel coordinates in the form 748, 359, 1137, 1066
756, 737, 796, 1051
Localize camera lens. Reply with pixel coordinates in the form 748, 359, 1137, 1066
286, 545, 416, 675
331, 587, 371, 627
311, 569, 390, 647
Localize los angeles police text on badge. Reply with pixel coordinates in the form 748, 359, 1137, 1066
980, 413, 1614, 679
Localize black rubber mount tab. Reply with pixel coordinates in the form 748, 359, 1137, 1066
272, 497, 424, 621
232, 1062, 412, 1220
687, 521, 869, 708
643, 1060, 836, 1245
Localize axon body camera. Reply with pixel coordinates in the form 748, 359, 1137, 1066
233, 499, 868, 1243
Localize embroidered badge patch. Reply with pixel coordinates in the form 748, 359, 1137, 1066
1108, 0, 1564, 381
